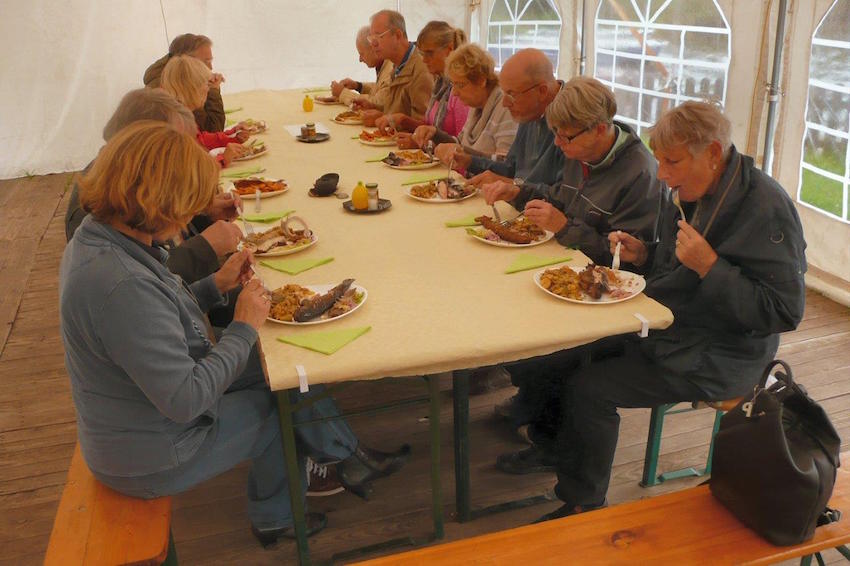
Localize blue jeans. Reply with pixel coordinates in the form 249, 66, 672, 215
94, 355, 358, 529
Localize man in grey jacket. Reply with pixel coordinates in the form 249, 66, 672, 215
483, 77, 662, 461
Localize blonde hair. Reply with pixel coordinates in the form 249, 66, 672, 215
417, 20, 466, 50
649, 100, 732, 156
168, 33, 212, 56
546, 76, 617, 130
102, 88, 196, 141
161, 55, 211, 110
445, 43, 498, 89
79, 121, 218, 234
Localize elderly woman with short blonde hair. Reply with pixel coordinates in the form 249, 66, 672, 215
528, 101, 807, 523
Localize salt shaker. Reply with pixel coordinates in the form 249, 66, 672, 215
366, 182, 379, 211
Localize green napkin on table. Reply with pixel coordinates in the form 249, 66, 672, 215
260, 257, 334, 275
241, 210, 294, 223
224, 107, 243, 114
402, 173, 448, 186
505, 254, 572, 274
366, 154, 390, 163
278, 326, 372, 355
445, 214, 481, 228
221, 166, 264, 179
302, 86, 331, 93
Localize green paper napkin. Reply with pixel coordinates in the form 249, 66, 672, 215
302, 86, 330, 93
402, 173, 448, 186
241, 209, 294, 223
278, 326, 372, 355
505, 254, 572, 274
225, 118, 236, 127
445, 214, 481, 228
224, 107, 243, 114
260, 257, 334, 275
221, 166, 264, 179
366, 154, 390, 163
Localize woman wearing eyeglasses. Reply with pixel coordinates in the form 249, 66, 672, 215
374, 21, 469, 148
408, 43, 517, 162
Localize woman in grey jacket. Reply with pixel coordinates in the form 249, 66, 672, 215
61, 122, 327, 542
536, 101, 807, 522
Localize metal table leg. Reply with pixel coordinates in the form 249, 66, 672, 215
276, 391, 310, 565
452, 370, 471, 522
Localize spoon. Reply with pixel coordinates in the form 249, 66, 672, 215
612, 241, 621, 271
672, 189, 686, 222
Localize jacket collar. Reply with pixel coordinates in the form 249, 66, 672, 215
690, 145, 747, 242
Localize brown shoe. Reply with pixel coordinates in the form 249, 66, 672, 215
306, 458, 344, 497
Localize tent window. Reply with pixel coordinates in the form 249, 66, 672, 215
487, 0, 562, 71
798, 0, 850, 222
594, 0, 730, 139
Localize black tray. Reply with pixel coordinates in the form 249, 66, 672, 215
343, 198, 392, 213
296, 133, 330, 143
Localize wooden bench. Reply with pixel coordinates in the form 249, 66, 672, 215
44, 443, 176, 566
357, 456, 850, 565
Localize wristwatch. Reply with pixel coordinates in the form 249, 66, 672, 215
513, 177, 525, 189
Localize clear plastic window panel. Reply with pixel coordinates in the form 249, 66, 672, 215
594, 0, 730, 137
487, 0, 562, 71
798, 0, 850, 221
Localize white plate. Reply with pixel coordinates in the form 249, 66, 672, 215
267, 283, 368, 325
532, 266, 646, 305
251, 233, 319, 257
313, 96, 341, 105
383, 160, 440, 170
467, 228, 554, 248
359, 137, 397, 147
405, 186, 478, 203
224, 179, 289, 199
210, 146, 268, 161
333, 116, 363, 125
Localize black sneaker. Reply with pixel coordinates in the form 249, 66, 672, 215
252, 512, 328, 548
532, 499, 608, 524
495, 445, 556, 475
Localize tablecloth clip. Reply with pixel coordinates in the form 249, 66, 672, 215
633, 313, 649, 338
296, 364, 309, 393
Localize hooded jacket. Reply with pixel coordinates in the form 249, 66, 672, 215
512, 121, 661, 266
144, 54, 226, 133
640, 146, 807, 399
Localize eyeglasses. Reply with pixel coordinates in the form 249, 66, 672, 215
367, 29, 391, 43
553, 125, 592, 144
503, 82, 543, 104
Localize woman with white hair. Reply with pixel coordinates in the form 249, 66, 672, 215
533, 101, 807, 523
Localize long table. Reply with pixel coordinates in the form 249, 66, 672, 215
224, 89, 674, 563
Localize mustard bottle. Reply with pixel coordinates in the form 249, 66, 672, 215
302, 95, 314, 112
351, 181, 368, 210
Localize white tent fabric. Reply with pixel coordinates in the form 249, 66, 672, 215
1, 0, 847, 291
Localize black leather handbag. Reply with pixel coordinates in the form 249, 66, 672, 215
710, 360, 842, 546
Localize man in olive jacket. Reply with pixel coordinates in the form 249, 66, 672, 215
144, 33, 226, 132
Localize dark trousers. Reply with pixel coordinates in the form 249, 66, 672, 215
555, 340, 706, 506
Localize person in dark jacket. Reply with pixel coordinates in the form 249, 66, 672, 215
533, 100, 807, 522
144, 33, 226, 132
483, 77, 662, 468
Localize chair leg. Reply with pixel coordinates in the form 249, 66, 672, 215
704, 409, 724, 476
640, 405, 670, 487
836, 545, 850, 560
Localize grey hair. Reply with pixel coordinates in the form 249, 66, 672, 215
649, 100, 732, 157
371, 9, 407, 37
103, 88, 196, 141
545, 76, 617, 130
520, 48, 554, 83
356, 26, 370, 47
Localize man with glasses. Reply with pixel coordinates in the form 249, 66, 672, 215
353, 10, 433, 125
331, 26, 393, 108
438, 48, 565, 191
482, 77, 662, 474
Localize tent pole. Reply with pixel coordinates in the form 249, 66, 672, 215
762, 0, 788, 176
579, 0, 587, 76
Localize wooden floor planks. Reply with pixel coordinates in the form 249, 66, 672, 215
1, 173, 848, 565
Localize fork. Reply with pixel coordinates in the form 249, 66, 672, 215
672, 189, 686, 222
612, 241, 622, 271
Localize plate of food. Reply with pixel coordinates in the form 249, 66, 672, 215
466, 215, 553, 247
382, 149, 439, 170
333, 110, 363, 125
407, 178, 478, 202
533, 264, 645, 304
313, 95, 341, 105
243, 216, 318, 256
235, 140, 268, 160
227, 177, 288, 198
268, 279, 367, 325
235, 119, 267, 134
359, 129, 397, 146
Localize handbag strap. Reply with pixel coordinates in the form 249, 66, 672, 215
758, 359, 794, 389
